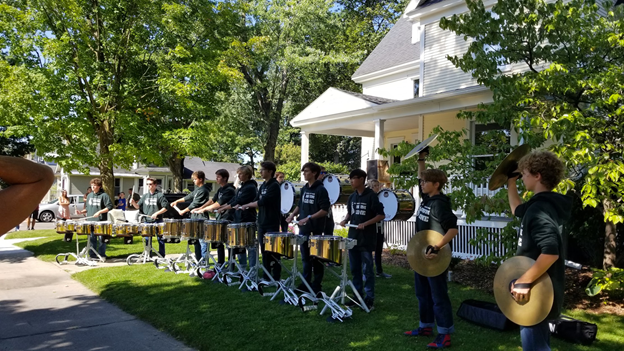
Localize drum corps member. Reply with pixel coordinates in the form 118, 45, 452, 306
340, 169, 385, 311
171, 171, 210, 261
507, 151, 571, 351
286, 162, 330, 293
369, 180, 392, 278
218, 166, 258, 269
404, 149, 458, 349
240, 161, 282, 281
77, 178, 114, 261
133, 178, 171, 257
193, 169, 236, 265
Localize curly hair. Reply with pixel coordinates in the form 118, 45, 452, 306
518, 151, 565, 190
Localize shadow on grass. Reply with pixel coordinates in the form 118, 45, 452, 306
73, 264, 623, 351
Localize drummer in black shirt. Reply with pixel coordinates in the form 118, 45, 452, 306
192, 169, 236, 265
340, 169, 385, 311
171, 171, 210, 261
240, 161, 282, 281
286, 162, 330, 293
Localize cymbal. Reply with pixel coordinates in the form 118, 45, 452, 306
493, 256, 554, 326
487, 144, 531, 191
407, 230, 452, 277
405, 134, 439, 160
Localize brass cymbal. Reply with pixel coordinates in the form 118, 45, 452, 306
407, 230, 452, 277
405, 134, 439, 160
487, 144, 531, 191
493, 256, 554, 327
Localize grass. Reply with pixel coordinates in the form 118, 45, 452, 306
14, 230, 623, 350
73, 262, 623, 351
12, 229, 189, 262
5, 229, 57, 239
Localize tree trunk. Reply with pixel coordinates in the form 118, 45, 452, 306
247, 150, 255, 170
167, 154, 184, 193
263, 114, 280, 162
603, 199, 617, 269
97, 122, 115, 202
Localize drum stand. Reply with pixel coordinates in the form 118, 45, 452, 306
173, 239, 199, 275
272, 235, 313, 306
55, 233, 104, 266
318, 238, 369, 321
196, 242, 227, 283
127, 236, 164, 266
223, 245, 247, 286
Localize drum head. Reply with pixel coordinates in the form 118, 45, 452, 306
323, 174, 341, 205
280, 181, 296, 214
378, 189, 398, 221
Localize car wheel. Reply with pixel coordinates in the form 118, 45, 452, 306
39, 211, 55, 222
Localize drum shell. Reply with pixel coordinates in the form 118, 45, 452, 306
309, 235, 344, 264
227, 222, 256, 247
163, 219, 181, 239
140, 223, 157, 237
181, 219, 202, 240
75, 223, 90, 235
65, 220, 76, 232
113, 223, 131, 237
280, 181, 296, 214
264, 232, 295, 258
93, 221, 113, 236
55, 220, 67, 234
378, 189, 416, 221
323, 174, 354, 205
204, 220, 226, 242
215, 220, 229, 242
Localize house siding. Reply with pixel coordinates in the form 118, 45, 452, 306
423, 110, 465, 138
362, 68, 420, 101
423, 22, 478, 96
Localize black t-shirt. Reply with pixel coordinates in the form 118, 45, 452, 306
297, 180, 330, 235
228, 180, 258, 223
212, 183, 236, 221
256, 178, 281, 229
515, 191, 571, 320
346, 188, 385, 251
416, 193, 458, 236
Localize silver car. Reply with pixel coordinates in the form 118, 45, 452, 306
38, 195, 87, 222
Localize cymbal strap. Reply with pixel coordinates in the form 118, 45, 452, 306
426, 245, 439, 255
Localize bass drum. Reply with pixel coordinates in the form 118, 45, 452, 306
378, 189, 416, 221
323, 174, 354, 205
280, 181, 296, 214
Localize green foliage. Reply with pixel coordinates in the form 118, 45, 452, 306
333, 227, 348, 238
586, 267, 624, 296
276, 161, 301, 182
310, 134, 362, 170
439, 0, 624, 267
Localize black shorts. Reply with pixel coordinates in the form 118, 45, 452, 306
31, 210, 39, 220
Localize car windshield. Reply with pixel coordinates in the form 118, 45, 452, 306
48, 199, 58, 204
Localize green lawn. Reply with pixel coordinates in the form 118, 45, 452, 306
5, 228, 57, 239
72, 262, 623, 351
12, 229, 188, 262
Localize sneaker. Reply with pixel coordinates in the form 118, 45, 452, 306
101, 257, 107, 262
376, 272, 392, 278
427, 334, 451, 349
364, 297, 374, 312
404, 327, 433, 337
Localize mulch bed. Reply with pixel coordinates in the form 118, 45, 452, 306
382, 250, 624, 316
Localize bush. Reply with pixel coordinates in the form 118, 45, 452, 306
586, 267, 624, 297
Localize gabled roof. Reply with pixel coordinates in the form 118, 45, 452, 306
351, 17, 419, 80
291, 87, 397, 125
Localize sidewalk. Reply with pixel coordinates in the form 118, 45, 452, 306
0, 235, 195, 351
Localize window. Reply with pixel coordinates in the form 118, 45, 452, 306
473, 122, 511, 171
391, 144, 402, 165
114, 179, 120, 196
413, 79, 420, 98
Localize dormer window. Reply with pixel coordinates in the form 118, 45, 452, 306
413, 79, 420, 98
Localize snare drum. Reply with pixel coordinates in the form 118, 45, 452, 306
309, 235, 345, 265
378, 189, 416, 221
140, 223, 157, 237
55, 220, 67, 234
75, 222, 90, 235
264, 232, 295, 258
181, 219, 194, 240
204, 220, 226, 242
323, 174, 354, 205
227, 222, 256, 247
93, 221, 113, 236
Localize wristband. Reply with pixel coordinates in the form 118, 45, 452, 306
307, 215, 312, 220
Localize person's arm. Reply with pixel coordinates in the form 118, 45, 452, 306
192, 199, 215, 213
286, 206, 299, 223
507, 175, 522, 214
91, 194, 114, 219
417, 148, 428, 180
0, 157, 55, 235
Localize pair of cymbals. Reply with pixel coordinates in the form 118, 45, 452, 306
407, 230, 452, 277
493, 256, 554, 326
488, 144, 531, 190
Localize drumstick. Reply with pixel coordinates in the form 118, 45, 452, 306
346, 224, 358, 228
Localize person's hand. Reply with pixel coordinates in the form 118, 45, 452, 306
511, 281, 531, 303
339, 220, 347, 227
418, 146, 430, 160
425, 245, 439, 260
298, 217, 309, 226
357, 223, 365, 230
286, 214, 294, 223
151, 214, 158, 220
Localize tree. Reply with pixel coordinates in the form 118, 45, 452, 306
310, 134, 362, 170
0, 0, 233, 196
438, 0, 624, 268
0, 126, 33, 158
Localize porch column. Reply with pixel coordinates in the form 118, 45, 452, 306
373, 119, 385, 160
301, 130, 310, 181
